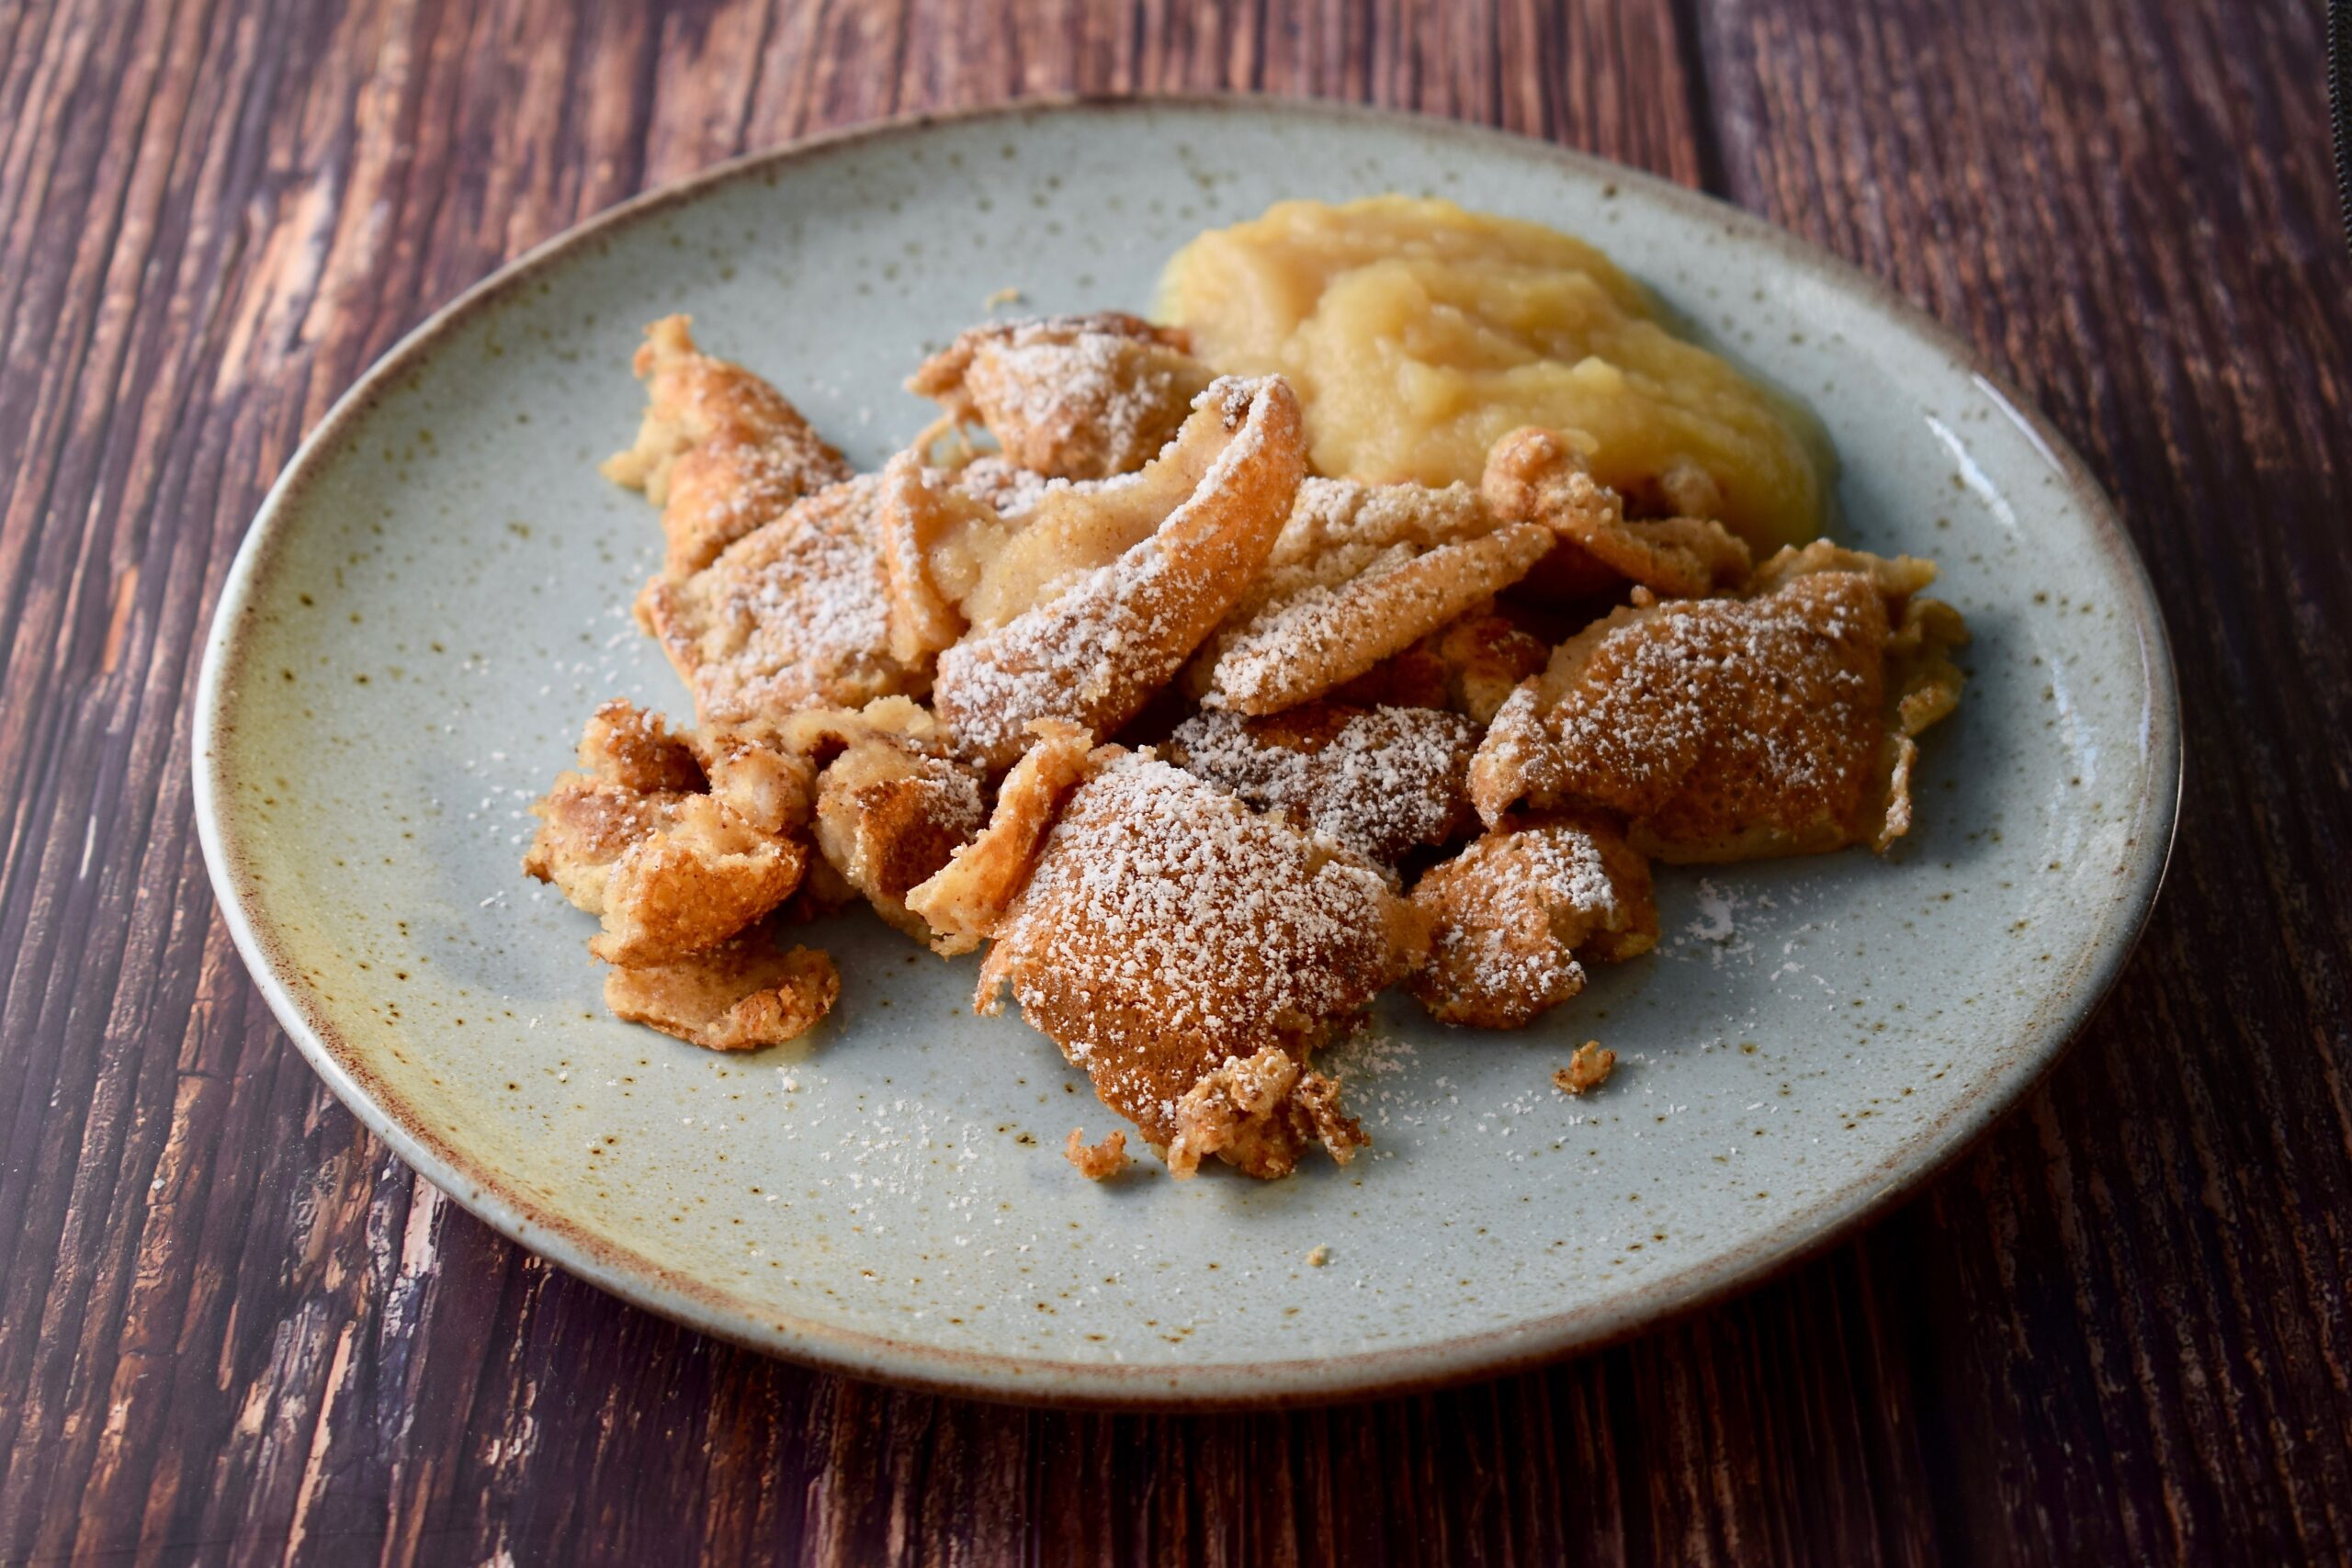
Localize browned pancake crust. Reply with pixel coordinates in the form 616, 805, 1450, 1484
602, 315, 852, 576
908, 312, 1213, 480
1470, 562, 1965, 861
524, 700, 811, 966
605, 936, 840, 1051
1167, 702, 1479, 866
640, 475, 928, 725
977, 757, 1425, 1160
811, 737, 985, 940
931, 378, 1306, 768
1482, 426, 1751, 600
1408, 814, 1657, 1029
1194, 474, 1555, 715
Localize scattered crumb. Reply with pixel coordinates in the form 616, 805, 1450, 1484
1553, 1041, 1616, 1096
983, 286, 1024, 310
1306, 1244, 1330, 1268
1064, 1127, 1130, 1180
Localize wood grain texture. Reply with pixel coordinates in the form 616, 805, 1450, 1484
0, 0, 2344, 1562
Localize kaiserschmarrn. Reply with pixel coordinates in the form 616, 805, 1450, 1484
521, 204, 1969, 1182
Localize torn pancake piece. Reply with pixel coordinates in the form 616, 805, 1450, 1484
524, 700, 810, 966
806, 727, 985, 942
1482, 425, 1751, 600
605, 933, 840, 1051
1165, 1046, 1367, 1180
1063, 1127, 1131, 1180
600, 316, 853, 576
1468, 556, 1966, 860
876, 404, 1238, 667
975, 757, 1425, 1174
882, 374, 1299, 668
1325, 605, 1550, 725
905, 720, 1111, 955
526, 699, 709, 914
907, 312, 1213, 480
1166, 703, 1479, 868
1193, 473, 1556, 715
639, 474, 928, 726
1422, 608, 1553, 724
929, 376, 1307, 769
689, 725, 818, 839
577, 698, 705, 794
585, 795, 807, 967
1408, 814, 1657, 1029
522, 699, 706, 913
523, 773, 695, 918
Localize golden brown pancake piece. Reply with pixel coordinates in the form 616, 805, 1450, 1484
1408, 814, 1657, 1029
905, 720, 1111, 955
605, 935, 840, 1051
1326, 606, 1551, 724
1469, 558, 1965, 861
525, 698, 707, 914
639, 474, 928, 726
1166, 702, 1479, 867
809, 734, 985, 941
929, 377, 1306, 769
523, 699, 706, 914
602, 316, 853, 576
977, 757, 1425, 1168
907, 312, 1213, 480
689, 726, 818, 838
1193, 471, 1557, 715
583, 795, 807, 966
524, 701, 810, 967
1482, 426, 1752, 600
879, 380, 1258, 665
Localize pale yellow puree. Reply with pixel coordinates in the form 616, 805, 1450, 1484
1157, 196, 1832, 550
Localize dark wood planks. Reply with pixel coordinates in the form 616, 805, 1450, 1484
0, 0, 2342, 1563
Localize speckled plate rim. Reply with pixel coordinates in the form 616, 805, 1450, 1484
192, 95, 2182, 1410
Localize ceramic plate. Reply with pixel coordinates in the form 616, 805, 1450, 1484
193, 99, 2178, 1406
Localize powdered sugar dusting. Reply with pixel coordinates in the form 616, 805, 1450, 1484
978, 331, 1179, 462
951, 455, 1065, 515
933, 543, 1185, 764
646, 474, 917, 722
932, 313, 1213, 480
1689, 879, 1737, 942
987, 757, 1410, 1137
1169, 705, 1476, 865
933, 377, 1290, 766
1541, 576, 1886, 820
1409, 818, 1646, 1029
1451, 830, 1608, 1010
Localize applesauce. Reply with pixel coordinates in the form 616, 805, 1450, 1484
1156, 196, 1832, 550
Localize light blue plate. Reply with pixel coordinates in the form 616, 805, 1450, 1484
193, 99, 2178, 1407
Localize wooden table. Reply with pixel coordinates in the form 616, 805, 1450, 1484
3, 0, 2346, 1562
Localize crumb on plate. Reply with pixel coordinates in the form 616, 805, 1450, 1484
1064, 1127, 1130, 1179
1554, 1041, 1615, 1096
